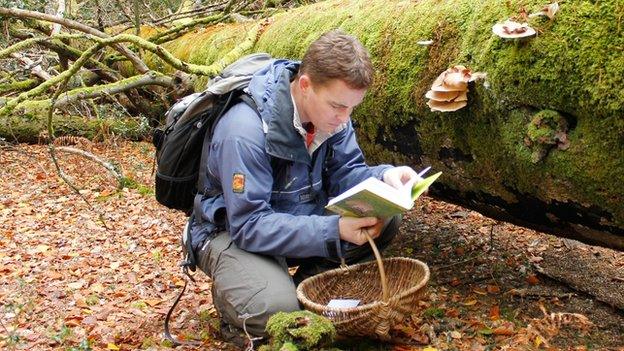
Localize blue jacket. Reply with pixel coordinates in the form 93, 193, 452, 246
190, 59, 392, 259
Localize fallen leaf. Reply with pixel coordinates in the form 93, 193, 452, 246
490, 305, 500, 320
90, 283, 105, 293
463, 299, 478, 306
472, 287, 488, 295
450, 330, 462, 339
450, 277, 461, 286
144, 299, 162, 307
487, 285, 500, 294
107, 343, 120, 350
527, 274, 539, 285
534, 335, 544, 348
68, 281, 84, 290
35, 244, 50, 253
478, 327, 493, 335
82, 316, 97, 326
493, 326, 515, 336
445, 308, 460, 318
47, 271, 63, 280
64, 318, 81, 327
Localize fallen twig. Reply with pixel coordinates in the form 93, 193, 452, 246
506, 288, 577, 300
55, 146, 122, 182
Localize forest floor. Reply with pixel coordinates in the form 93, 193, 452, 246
0, 142, 622, 351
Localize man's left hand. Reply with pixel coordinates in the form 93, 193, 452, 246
382, 166, 421, 190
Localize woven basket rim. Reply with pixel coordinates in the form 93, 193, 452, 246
296, 257, 430, 313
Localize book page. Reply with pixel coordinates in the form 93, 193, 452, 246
411, 172, 443, 201
399, 166, 431, 202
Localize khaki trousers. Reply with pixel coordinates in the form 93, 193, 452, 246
195, 215, 401, 336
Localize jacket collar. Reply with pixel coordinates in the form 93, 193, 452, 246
253, 62, 312, 165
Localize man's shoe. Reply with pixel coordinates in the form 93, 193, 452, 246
220, 321, 249, 349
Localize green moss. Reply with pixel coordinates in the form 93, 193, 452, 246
0, 78, 39, 94
279, 342, 298, 351
524, 109, 569, 162
0, 112, 150, 143
264, 311, 336, 350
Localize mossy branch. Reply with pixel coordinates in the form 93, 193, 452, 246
0, 6, 149, 74
0, 34, 83, 59
0, 23, 261, 116
16, 72, 172, 111
148, 13, 228, 44
0, 40, 107, 117
0, 33, 119, 81
0, 78, 39, 94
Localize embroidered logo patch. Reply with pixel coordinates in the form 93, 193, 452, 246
232, 173, 245, 193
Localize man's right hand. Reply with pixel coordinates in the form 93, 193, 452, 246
338, 217, 382, 246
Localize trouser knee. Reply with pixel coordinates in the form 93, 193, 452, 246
236, 291, 301, 336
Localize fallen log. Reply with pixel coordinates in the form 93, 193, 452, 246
0, 113, 150, 143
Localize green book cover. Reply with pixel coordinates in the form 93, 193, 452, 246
326, 171, 442, 218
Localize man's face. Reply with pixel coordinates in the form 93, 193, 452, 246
299, 76, 367, 134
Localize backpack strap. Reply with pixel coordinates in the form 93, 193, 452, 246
164, 216, 199, 346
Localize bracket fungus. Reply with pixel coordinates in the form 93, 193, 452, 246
492, 20, 537, 39
426, 66, 486, 112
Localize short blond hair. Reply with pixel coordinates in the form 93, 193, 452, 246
299, 30, 373, 90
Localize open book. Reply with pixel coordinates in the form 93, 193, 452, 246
325, 167, 442, 218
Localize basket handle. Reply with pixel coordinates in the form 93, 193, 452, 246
364, 230, 389, 303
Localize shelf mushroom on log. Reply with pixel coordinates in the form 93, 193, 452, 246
426, 66, 485, 112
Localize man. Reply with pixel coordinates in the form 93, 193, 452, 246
188, 30, 420, 342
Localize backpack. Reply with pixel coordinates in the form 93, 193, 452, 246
155, 53, 275, 347
152, 53, 275, 214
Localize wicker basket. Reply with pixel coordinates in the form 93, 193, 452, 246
296, 234, 429, 340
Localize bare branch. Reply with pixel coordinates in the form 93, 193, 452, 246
114, 0, 135, 26
10, 52, 52, 81
51, 0, 66, 35
0, 6, 149, 74
152, 1, 228, 25
55, 146, 123, 181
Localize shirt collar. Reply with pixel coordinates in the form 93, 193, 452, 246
290, 93, 345, 154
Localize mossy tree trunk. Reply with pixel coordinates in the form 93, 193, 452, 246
146, 0, 623, 249
0, 113, 150, 143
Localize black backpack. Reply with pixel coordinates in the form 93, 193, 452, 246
152, 53, 275, 213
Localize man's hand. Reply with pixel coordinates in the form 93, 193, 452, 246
338, 217, 383, 246
382, 166, 421, 189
